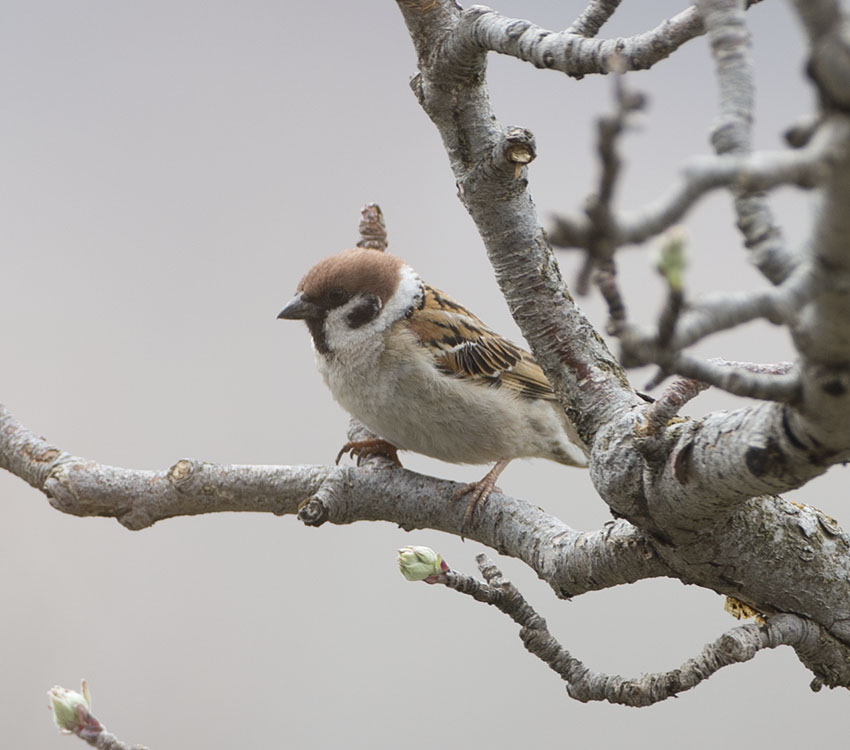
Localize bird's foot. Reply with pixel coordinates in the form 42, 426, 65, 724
336, 438, 402, 467
453, 459, 511, 534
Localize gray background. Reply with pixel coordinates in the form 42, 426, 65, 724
1, 1, 847, 748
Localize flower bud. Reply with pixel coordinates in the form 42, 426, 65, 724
654, 226, 688, 292
397, 545, 447, 581
48, 680, 93, 735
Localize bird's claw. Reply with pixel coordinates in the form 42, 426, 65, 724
453, 458, 511, 535
454, 481, 499, 535
336, 438, 402, 467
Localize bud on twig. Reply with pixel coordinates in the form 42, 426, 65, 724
48, 680, 101, 737
654, 226, 688, 292
397, 546, 448, 583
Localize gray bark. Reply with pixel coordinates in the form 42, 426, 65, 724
4, 0, 850, 709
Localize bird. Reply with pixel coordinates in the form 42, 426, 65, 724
277, 247, 588, 531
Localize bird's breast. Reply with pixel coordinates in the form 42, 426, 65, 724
315, 330, 583, 466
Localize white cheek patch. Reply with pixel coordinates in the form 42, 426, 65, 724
323, 265, 423, 354
323, 300, 373, 352
382, 265, 422, 322
323, 297, 394, 354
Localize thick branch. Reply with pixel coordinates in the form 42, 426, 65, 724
777, 3, 850, 458
793, 0, 850, 111
397, 1, 850, 654
399, 0, 639, 448
0, 404, 667, 597
9, 396, 850, 656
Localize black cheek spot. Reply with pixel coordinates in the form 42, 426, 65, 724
347, 293, 382, 329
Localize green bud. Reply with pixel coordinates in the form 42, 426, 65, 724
654, 227, 687, 292
47, 681, 92, 734
397, 546, 446, 581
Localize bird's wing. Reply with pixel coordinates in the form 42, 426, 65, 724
407, 284, 556, 401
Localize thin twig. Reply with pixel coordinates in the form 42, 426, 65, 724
636, 376, 710, 437
594, 261, 627, 333
567, 0, 623, 37
457, 5, 710, 78
437, 555, 848, 705
619, 261, 817, 368
662, 355, 799, 402
552, 118, 850, 251
699, 0, 797, 283
580, 71, 645, 329
48, 683, 147, 750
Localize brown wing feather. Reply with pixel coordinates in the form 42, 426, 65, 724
407, 285, 556, 402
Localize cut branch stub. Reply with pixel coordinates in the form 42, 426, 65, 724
356, 202, 388, 251
503, 127, 536, 176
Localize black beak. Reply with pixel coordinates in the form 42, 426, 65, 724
277, 293, 321, 320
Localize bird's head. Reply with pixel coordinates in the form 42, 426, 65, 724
277, 248, 423, 354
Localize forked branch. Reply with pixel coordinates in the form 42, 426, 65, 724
451, 5, 716, 78
436, 555, 850, 705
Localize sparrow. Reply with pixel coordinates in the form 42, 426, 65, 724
277, 247, 588, 530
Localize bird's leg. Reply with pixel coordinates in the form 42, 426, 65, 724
454, 459, 512, 533
336, 438, 402, 467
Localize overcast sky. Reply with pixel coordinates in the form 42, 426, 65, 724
2, 2, 847, 748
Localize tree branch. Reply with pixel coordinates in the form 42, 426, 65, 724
11, 392, 850, 672
399, 0, 639, 450
635, 376, 709, 441
793, 0, 850, 112
451, 5, 708, 79
396, 1, 850, 665
0, 403, 668, 597
626, 345, 802, 402
550, 117, 850, 250
698, 0, 797, 284
659, 357, 799, 402
771, 2, 850, 460
623, 264, 816, 361
576, 70, 645, 326
435, 555, 850, 704
566, 0, 622, 37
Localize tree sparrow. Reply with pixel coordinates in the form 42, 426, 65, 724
277, 248, 588, 529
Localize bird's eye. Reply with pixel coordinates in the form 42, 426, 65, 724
328, 287, 349, 306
